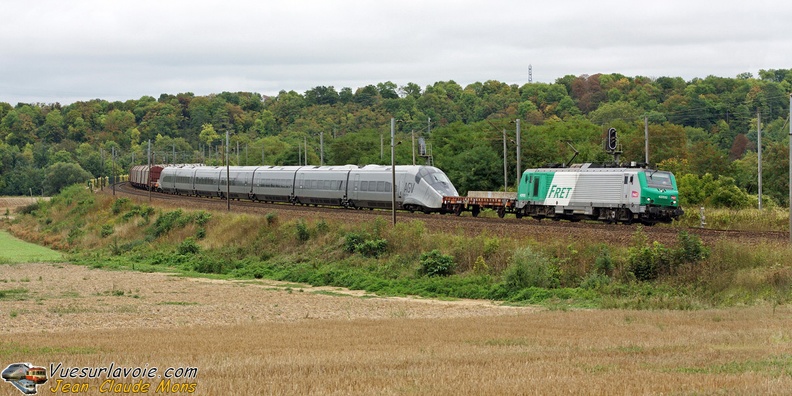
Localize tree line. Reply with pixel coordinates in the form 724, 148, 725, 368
1, 69, 791, 206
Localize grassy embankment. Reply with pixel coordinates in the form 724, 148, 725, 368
4, 185, 792, 309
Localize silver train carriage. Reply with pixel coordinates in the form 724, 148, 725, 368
157, 165, 459, 213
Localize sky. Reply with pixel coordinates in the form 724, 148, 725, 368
2, 0, 791, 105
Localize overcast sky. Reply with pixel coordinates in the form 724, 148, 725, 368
2, 0, 791, 105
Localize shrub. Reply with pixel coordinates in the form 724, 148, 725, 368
501, 247, 559, 291
296, 221, 310, 242
344, 232, 367, 253
594, 246, 614, 275
316, 219, 329, 234
150, 210, 186, 238
100, 224, 114, 238
356, 239, 388, 258
675, 230, 708, 263
193, 211, 212, 226
178, 238, 201, 255
419, 250, 456, 277
111, 198, 130, 215
265, 212, 278, 226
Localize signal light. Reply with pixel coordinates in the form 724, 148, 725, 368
606, 128, 617, 151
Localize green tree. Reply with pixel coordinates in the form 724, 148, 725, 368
43, 162, 93, 195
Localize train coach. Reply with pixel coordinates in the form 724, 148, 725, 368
153, 164, 459, 213
515, 163, 683, 224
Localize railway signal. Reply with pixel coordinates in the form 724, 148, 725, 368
606, 128, 618, 152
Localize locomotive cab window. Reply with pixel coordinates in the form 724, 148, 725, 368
645, 171, 673, 189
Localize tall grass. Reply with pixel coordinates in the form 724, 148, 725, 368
7, 185, 792, 309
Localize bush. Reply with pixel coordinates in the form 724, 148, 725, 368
111, 198, 130, 215
356, 239, 388, 258
100, 224, 114, 238
675, 230, 708, 263
296, 221, 310, 242
594, 246, 614, 275
343, 232, 367, 253
501, 247, 559, 291
419, 250, 456, 277
178, 238, 201, 255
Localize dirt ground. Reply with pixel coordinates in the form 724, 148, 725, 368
0, 263, 530, 334
2, 263, 792, 395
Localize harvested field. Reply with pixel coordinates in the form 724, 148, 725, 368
2, 263, 791, 395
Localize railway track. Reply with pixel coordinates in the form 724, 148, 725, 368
111, 182, 789, 246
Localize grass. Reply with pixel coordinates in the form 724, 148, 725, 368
0, 230, 64, 263
6, 184, 792, 310
3, 308, 791, 394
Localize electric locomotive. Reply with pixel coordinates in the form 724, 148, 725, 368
516, 163, 683, 224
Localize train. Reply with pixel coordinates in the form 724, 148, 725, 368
515, 163, 684, 224
444, 163, 683, 224
129, 162, 683, 224
131, 164, 459, 213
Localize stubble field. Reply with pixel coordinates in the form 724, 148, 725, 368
1, 263, 791, 395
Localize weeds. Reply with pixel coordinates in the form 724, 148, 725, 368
9, 185, 792, 310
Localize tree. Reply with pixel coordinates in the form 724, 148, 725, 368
43, 162, 93, 195
199, 123, 220, 147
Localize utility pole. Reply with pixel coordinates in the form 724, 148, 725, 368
172, 144, 175, 165
112, 147, 116, 196
644, 115, 649, 164
320, 131, 324, 166
304, 136, 308, 165
411, 130, 416, 165
758, 109, 763, 211
147, 140, 151, 202
100, 148, 104, 191
515, 119, 521, 185
226, 129, 230, 212
503, 129, 508, 191
390, 118, 396, 227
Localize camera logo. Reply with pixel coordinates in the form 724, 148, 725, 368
2, 363, 47, 395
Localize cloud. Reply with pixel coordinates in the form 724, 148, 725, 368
1, 0, 791, 104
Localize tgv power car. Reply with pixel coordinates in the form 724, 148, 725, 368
157, 165, 459, 213
516, 163, 683, 224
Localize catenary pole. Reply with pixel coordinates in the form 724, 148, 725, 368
758, 109, 763, 211
503, 129, 508, 191
147, 140, 151, 202
226, 129, 230, 211
391, 118, 396, 227
644, 116, 649, 164
112, 147, 116, 196
515, 119, 521, 185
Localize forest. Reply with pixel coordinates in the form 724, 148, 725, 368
1, 69, 791, 207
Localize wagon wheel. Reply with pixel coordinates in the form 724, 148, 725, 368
454, 205, 463, 216
497, 207, 506, 218
471, 205, 481, 218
